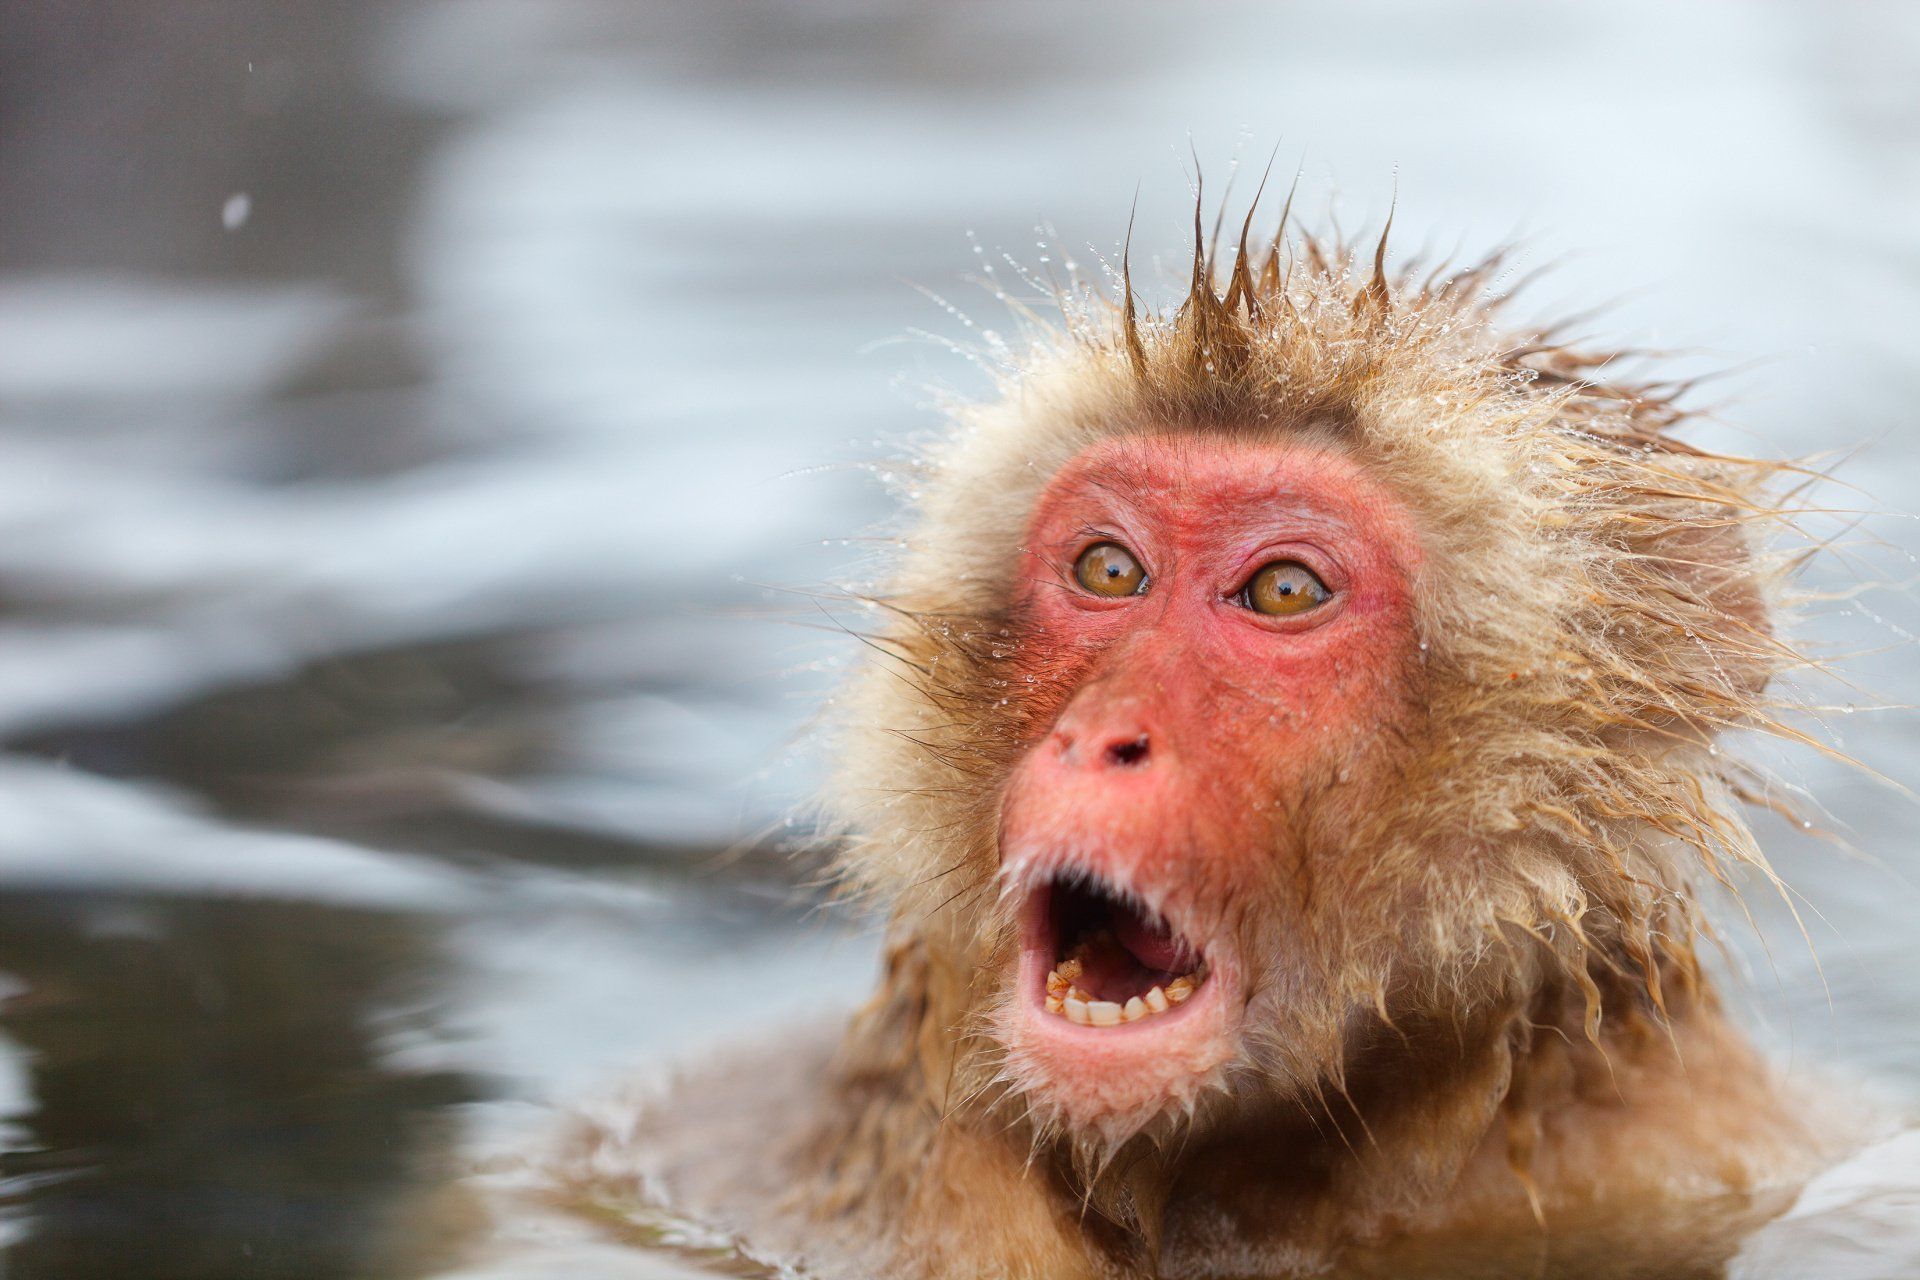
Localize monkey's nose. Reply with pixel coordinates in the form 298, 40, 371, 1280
1053, 725, 1153, 770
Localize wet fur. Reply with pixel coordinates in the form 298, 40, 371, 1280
552, 204, 1864, 1277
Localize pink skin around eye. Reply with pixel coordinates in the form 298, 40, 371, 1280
991, 433, 1425, 1127
1015, 434, 1421, 703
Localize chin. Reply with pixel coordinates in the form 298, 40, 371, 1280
994, 862, 1245, 1141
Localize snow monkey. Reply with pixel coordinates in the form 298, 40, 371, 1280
557, 191, 1865, 1278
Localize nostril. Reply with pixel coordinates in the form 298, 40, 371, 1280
1104, 734, 1150, 768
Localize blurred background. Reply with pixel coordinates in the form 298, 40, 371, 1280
0, 2, 1917, 1276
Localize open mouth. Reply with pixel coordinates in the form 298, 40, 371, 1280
1004, 862, 1240, 1123
1031, 875, 1210, 1028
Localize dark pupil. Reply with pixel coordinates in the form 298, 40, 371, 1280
1105, 564, 1123, 579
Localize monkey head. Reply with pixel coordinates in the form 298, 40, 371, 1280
825, 216, 1799, 1169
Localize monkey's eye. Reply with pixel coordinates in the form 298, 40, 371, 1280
1240, 560, 1331, 616
1072, 542, 1147, 598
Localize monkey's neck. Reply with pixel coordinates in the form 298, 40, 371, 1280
1027, 971, 1702, 1239
824, 941, 1819, 1275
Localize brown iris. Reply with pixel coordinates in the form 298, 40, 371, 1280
1242, 560, 1331, 616
1073, 542, 1147, 598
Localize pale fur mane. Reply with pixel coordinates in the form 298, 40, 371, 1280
821, 205, 1826, 1163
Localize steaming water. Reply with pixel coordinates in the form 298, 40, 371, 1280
1, 2, 1918, 1276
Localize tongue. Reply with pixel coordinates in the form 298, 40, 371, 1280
1113, 908, 1196, 973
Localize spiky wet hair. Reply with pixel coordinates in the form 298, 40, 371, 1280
823, 196, 1823, 1148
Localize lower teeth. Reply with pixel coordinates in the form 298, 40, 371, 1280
1041, 948, 1206, 1026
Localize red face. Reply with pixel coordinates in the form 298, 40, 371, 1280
994, 433, 1425, 1131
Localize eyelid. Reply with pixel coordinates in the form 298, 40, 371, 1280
1226, 543, 1344, 596
1070, 526, 1132, 556
1062, 524, 1149, 571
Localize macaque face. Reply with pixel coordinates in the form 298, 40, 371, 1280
994, 433, 1426, 1132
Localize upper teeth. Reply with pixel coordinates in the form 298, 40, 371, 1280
1041, 953, 1206, 1026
